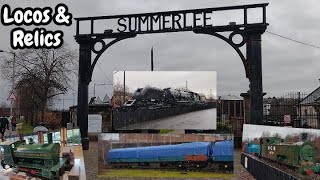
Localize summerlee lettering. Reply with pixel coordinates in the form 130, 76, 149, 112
116, 11, 214, 33
75, 4, 268, 36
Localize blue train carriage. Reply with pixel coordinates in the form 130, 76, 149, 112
0, 140, 71, 179
212, 140, 234, 171
107, 140, 234, 172
107, 142, 214, 169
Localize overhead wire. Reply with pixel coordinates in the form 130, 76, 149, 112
265, 31, 320, 49
96, 63, 113, 84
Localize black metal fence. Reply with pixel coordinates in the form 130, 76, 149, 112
241, 153, 298, 180
263, 92, 320, 129
112, 103, 216, 129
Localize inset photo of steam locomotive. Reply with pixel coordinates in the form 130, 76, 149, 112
241, 124, 320, 179
112, 71, 217, 130
98, 133, 234, 179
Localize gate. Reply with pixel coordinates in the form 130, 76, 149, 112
263, 92, 320, 128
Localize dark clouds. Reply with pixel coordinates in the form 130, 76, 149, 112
0, 0, 319, 108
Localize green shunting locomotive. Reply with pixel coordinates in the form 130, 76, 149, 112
259, 133, 320, 175
0, 140, 71, 179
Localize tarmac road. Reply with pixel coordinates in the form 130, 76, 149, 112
124, 108, 217, 130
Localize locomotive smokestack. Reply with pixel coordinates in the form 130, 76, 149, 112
301, 133, 308, 142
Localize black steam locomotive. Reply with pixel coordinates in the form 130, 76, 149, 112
124, 86, 204, 108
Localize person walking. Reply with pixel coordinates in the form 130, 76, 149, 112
6, 117, 9, 130
11, 116, 17, 131
0, 117, 8, 142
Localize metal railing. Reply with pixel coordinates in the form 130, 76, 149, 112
241, 153, 298, 180
113, 103, 216, 129
263, 92, 320, 128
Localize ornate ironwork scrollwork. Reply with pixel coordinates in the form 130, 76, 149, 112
193, 28, 249, 79
229, 31, 246, 47
85, 34, 137, 80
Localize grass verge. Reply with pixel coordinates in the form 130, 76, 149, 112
159, 129, 175, 134
98, 169, 235, 179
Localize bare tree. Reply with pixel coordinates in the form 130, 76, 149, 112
113, 79, 130, 93
272, 133, 281, 138
15, 77, 41, 125
0, 102, 7, 117
284, 134, 291, 142
112, 80, 133, 107
1, 45, 77, 125
261, 131, 271, 138
0, 102, 7, 108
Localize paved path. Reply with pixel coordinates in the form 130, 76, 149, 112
2, 124, 19, 141
125, 108, 216, 130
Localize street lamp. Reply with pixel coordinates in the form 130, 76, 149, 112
0, 50, 16, 117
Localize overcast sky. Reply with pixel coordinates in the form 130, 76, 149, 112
243, 124, 320, 141
0, 0, 319, 109
114, 71, 217, 96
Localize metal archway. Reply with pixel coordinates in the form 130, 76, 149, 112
75, 3, 268, 149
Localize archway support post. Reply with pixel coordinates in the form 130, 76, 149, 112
76, 36, 93, 150
75, 34, 136, 150
247, 26, 266, 125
